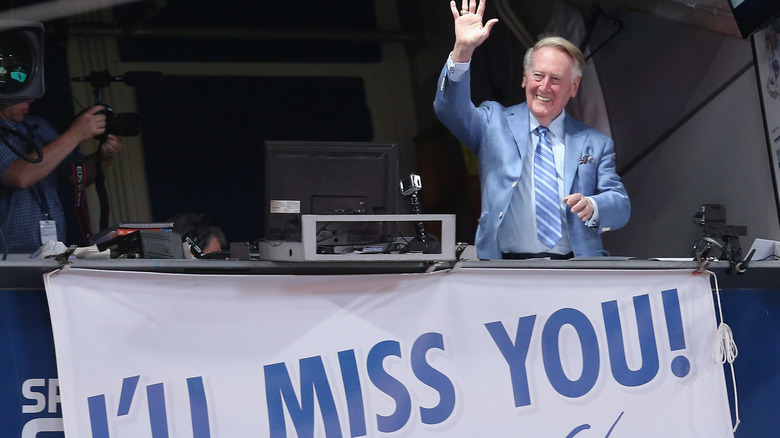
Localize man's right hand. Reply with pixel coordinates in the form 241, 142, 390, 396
450, 0, 499, 63
69, 105, 108, 142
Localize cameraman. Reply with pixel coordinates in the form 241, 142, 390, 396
0, 99, 124, 253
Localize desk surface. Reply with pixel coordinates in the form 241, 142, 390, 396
2, 258, 777, 289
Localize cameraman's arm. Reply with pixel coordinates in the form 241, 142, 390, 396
2, 106, 106, 189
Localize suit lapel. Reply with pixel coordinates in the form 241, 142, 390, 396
507, 104, 530, 158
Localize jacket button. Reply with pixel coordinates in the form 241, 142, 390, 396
499, 211, 503, 219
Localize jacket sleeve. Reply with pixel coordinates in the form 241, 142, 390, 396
432, 61, 487, 154
590, 137, 631, 233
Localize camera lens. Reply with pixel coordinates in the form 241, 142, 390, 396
0, 31, 33, 93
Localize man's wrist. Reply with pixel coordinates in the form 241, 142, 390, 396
446, 53, 470, 82
451, 45, 474, 63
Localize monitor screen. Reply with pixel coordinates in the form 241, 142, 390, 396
263, 140, 399, 246
727, 0, 780, 38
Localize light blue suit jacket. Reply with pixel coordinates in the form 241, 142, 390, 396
433, 64, 630, 259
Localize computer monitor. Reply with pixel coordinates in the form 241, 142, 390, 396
262, 140, 399, 246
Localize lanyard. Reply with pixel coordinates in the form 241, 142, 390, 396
31, 183, 51, 220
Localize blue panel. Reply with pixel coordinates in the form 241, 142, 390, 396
0, 289, 63, 437
720, 289, 780, 437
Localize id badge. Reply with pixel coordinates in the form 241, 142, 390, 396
39, 219, 58, 244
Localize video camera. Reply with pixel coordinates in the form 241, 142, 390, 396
692, 203, 747, 263
0, 21, 45, 163
0, 20, 45, 104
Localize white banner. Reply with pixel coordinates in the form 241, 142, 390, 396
44, 267, 734, 437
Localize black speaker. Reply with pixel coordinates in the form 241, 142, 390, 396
0, 20, 44, 103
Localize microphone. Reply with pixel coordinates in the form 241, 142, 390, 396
70, 70, 163, 87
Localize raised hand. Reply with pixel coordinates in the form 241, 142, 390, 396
450, 0, 499, 62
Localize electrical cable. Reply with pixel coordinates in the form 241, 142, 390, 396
708, 271, 740, 432
0, 124, 43, 163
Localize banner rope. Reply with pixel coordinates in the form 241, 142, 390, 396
707, 270, 740, 432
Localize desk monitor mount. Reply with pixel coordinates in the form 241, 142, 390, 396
300, 214, 454, 261
399, 173, 440, 254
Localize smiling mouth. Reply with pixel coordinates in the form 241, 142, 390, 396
536, 95, 552, 103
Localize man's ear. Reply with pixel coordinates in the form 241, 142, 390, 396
571, 76, 582, 98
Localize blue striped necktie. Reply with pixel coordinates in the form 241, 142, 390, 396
534, 126, 562, 248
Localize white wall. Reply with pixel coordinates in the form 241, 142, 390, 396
593, 10, 780, 258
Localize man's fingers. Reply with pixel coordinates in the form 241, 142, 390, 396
483, 18, 499, 36
476, 0, 486, 16
450, 1, 460, 19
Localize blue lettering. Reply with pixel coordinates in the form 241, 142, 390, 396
264, 357, 342, 438
117, 375, 140, 417
264, 333, 456, 436
662, 289, 691, 378
147, 383, 169, 438
367, 340, 411, 433
542, 308, 599, 398
88, 394, 110, 438
89, 376, 212, 437
338, 350, 367, 437
485, 316, 536, 407
411, 332, 456, 425
602, 295, 659, 386
187, 376, 211, 438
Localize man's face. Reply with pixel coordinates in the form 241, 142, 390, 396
0, 100, 32, 122
522, 46, 581, 127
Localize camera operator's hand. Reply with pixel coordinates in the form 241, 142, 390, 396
2, 106, 110, 189
68, 105, 108, 142
99, 134, 124, 165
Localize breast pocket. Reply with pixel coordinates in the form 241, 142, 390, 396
575, 162, 598, 196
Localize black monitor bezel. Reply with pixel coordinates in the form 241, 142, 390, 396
262, 140, 399, 245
